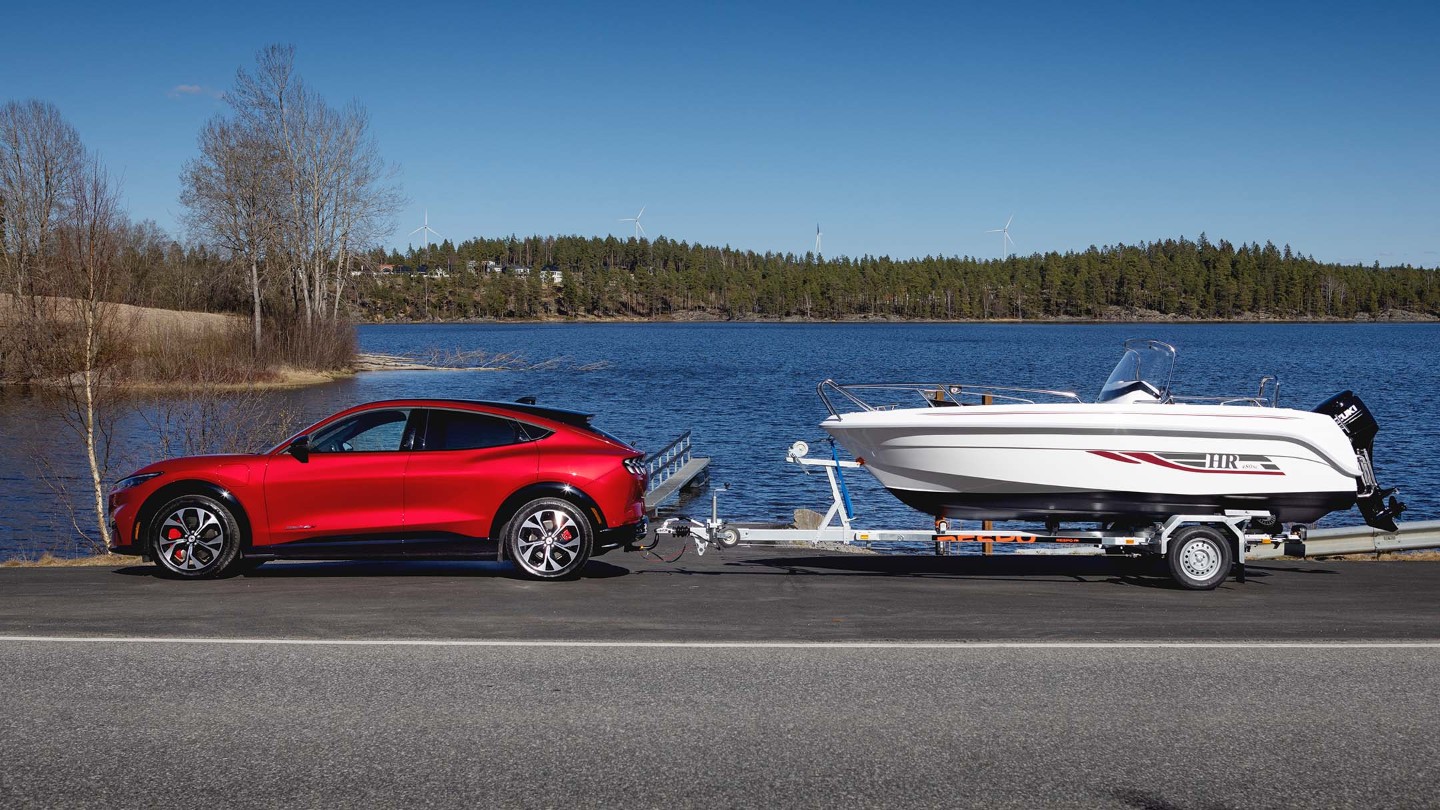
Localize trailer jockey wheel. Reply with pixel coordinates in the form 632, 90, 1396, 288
1167, 525, 1233, 590
715, 526, 740, 548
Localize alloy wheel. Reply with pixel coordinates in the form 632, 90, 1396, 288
157, 505, 227, 573
515, 508, 583, 575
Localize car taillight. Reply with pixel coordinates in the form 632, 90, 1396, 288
623, 457, 646, 477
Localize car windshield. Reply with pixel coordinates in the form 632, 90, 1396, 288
1097, 339, 1175, 403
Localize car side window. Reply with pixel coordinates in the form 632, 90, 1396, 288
424, 410, 520, 451
310, 409, 411, 453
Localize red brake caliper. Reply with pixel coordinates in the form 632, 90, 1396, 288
166, 527, 185, 562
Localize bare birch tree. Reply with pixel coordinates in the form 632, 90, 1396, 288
1, 99, 85, 380
48, 153, 127, 553
213, 44, 400, 328
330, 103, 403, 318
0, 99, 84, 302
180, 118, 278, 354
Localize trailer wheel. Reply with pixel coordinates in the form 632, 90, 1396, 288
715, 526, 741, 548
1167, 525, 1232, 590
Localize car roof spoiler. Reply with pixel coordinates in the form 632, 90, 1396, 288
488, 398, 594, 428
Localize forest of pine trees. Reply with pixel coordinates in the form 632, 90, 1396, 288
354, 234, 1439, 322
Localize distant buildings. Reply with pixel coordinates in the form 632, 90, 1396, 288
367, 260, 561, 283
509, 267, 562, 282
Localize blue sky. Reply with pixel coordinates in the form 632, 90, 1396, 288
2, 0, 1436, 265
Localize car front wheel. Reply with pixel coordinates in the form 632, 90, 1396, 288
149, 494, 243, 579
506, 498, 593, 580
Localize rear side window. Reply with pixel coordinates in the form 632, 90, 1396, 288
424, 410, 520, 451
516, 422, 554, 442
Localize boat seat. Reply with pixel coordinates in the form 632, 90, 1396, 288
928, 389, 960, 407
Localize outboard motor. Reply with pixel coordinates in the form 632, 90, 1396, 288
1314, 391, 1406, 532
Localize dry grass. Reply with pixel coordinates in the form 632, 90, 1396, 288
0, 293, 238, 336
2, 552, 143, 568
3, 294, 354, 387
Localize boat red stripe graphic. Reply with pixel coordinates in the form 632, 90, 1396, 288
1087, 450, 1139, 464
1106, 451, 1286, 475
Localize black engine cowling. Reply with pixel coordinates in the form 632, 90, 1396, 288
1314, 391, 1406, 532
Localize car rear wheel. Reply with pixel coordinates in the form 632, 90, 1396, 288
506, 498, 593, 580
150, 494, 243, 579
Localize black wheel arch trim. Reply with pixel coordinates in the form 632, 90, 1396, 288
493, 482, 605, 561
137, 481, 253, 551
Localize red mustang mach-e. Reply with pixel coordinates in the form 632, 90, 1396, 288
107, 399, 649, 580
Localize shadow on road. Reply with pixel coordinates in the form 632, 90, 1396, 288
713, 553, 1310, 589
111, 559, 632, 581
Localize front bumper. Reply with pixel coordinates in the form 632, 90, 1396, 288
107, 491, 147, 556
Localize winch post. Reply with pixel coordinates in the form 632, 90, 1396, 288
817, 464, 854, 541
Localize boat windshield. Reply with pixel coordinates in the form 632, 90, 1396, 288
1097, 339, 1176, 403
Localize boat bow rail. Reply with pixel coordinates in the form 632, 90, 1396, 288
819, 377, 1282, 417
818, 379, 1083, 417
1170, 375, 1281, 408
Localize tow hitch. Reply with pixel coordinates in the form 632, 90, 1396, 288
635, 485, 740, 561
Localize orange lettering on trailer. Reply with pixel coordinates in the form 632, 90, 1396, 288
934, 534, 1050, 544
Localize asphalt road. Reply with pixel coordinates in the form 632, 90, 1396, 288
2, 548, 1440, 641
3, 549, 1439, 808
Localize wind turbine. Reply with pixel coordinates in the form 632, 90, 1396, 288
409, 209, 443, 256
619, 205, 647, 239
815, 223, 823, 255
985, 215, 1015, 260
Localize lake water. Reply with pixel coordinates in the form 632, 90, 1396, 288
2, 322, 1436, 558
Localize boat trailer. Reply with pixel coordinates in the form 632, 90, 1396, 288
645, 440, 1369, 591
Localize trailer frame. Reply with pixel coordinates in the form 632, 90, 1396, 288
650, 440, 1309, 589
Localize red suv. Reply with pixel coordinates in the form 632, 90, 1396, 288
107, 399, 649, 580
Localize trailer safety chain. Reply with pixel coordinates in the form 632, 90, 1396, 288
640, 539, 691, 564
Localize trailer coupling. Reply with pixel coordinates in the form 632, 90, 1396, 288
631, 485, 739, 562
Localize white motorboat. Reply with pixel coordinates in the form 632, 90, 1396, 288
819, 339, 1405, 531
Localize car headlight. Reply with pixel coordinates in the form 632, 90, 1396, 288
113, 472, 162, 493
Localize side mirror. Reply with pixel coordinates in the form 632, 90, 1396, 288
288, 435, 310, 463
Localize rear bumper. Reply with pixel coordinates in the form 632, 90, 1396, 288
596, 518, 647, 556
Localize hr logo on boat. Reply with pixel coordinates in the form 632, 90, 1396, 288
1089, 450, 1284, 475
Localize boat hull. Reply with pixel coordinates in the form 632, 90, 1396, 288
885, 484, 1356, 523
822, 403, 1363, 524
